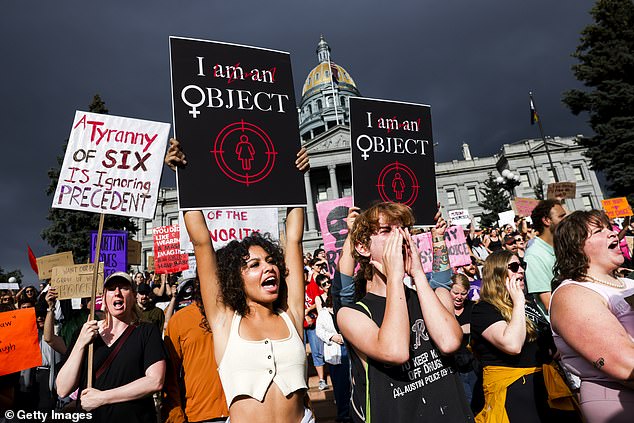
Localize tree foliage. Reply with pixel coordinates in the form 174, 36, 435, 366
478, 172, 512, 228
0, 268, 24, 285
563, 0, 634, 204
42, 95, 138, 264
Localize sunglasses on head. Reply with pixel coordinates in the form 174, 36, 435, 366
507, 262, 522, 273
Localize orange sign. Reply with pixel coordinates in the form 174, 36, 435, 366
0, 308, 42, 376
602, 197, 633, 219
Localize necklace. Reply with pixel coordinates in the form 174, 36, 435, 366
583, 274, 626, 289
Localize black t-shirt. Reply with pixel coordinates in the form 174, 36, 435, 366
471, 299, 553, 368
65, 322, 166, 423
344, 290, 473, 423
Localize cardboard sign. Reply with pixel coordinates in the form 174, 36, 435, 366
547, 182, 576, 200
602, 197, 633, 219
52, 111, 170, 219
147, 256, 155, 272
170, 37, 306, 209
444, 226, 471, 268
448, 209, 471, 227
179, 208, 280, 251
0, 308, 42, 376
128, 239, 142, 265
316, 197, 353, 275
90, 231, 127, 279
350, 97, 437, 224
153, 225, 189, 274
512, 197, 540, 217
36, 251, 74, 280
51, 262, 104, 300
412, 232, 433, 274
626, 236, 634, 256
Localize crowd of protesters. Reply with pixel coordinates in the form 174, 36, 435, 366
1, 141, 634, 422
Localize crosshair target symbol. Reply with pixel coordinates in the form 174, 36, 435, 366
376, 161, 419, 206
210, 120, 277, 186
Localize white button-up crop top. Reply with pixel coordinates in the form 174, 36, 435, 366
218, 310, 308, 406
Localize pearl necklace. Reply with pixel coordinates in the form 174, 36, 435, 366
583, 274, 626, 289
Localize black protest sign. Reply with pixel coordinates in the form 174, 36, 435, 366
170, 37, 306, 209
350, 97, 437, 224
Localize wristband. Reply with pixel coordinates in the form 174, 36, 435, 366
433, 237, 444, 243
47, 308, 54, 312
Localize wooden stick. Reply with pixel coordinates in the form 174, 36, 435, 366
87, 213, 105, 388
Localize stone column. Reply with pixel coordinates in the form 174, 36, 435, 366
304, 171, 317, 231
328, 164, 340, 199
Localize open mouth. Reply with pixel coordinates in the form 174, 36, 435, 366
112, 299, 125, 310
608, 240, 619, 250
261, 276, 278, 293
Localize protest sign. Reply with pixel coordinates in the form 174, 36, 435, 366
0, 308, 42, 376
547, 182, 576, 200
51, 263, 104, 300
90, 231, 127, 279
182, 255, 197, 279
0, 283, 19, 290
179, 208, 279, 251
147, 256, 155, 272
128, 239, 142, 265
602, 197, 633, 219
316, 197, 353, 275
448, 209, 471, 227
52, 111, 170, 219
626, 236, 634, 257
36, 251, 74, 280
498, 210, 516, 228
444, 226, 471, 268
412, 232, 433, 274
170, 37, 306, 209
153, 225, 190, 274
512, 197, 540, 217
350, 97, 436, 224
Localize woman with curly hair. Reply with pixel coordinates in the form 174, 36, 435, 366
550, 210, 634, 423
470, 250, 575, 423
177, 141, 312, 423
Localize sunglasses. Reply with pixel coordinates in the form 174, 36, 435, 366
507, 262, 522, 273
321, 281, 331, 287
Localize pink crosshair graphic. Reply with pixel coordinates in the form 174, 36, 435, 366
210, 120, 277, 186
376, 161, 419, 206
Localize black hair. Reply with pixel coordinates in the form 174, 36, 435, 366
531, 199, 561, 235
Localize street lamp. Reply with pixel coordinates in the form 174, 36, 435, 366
496, 169, 521, 198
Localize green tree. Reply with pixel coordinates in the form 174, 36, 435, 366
0, 268, 23, 285
478, 172, 511, 227
563, 0, 634, 205
42, 95, 138, 264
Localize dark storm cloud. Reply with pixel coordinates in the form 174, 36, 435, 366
0, 1, 595, 280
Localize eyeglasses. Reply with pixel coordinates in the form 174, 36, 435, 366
507, 262, 522, 273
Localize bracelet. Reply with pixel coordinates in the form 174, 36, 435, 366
433, 237, 444, 243
46, 308, 54, 312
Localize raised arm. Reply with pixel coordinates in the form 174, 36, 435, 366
337, 207, 360, 277
44, 287, 67, 354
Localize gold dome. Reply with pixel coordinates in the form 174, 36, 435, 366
301, 62, 357, 97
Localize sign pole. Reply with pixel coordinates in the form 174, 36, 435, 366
87, 213, 105, 389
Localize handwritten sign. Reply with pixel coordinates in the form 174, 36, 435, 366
316, 197, 353, 275
36, 251, 74, 280
512, 197, 540, 217
444, 226, 471, 268
0, 308, 42, 376
602, 197, 633, 219
498, 210, 516, 228
448, 209, 470, 227
90, 230, 127, 279
153, 225, 189, 274
128, 239, 142, 265
413, 232, 433, 274
350, 97, 437, 224
171, 37, 306, 209
51, 263, 104, 300
179, 208, 279, 251
547, 182, 576, 200
52, 111, 170, 219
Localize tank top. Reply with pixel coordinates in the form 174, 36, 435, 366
551, 278, 634, 382
218, 310, 307, 406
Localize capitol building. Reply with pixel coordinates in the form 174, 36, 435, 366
132, 37, 605, 268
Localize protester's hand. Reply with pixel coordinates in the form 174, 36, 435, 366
295, 147, 309, 173
77, 320, 99, 348
346, 207, 361, 232
402, 228, 424, 278
165, 138, 187, 171
372, 229, 404, 281
80, 388, 106, 411
505, 274, 525, 307
331, 334, 344, 345
431, 203, 447, 238
45, 287, 58, 307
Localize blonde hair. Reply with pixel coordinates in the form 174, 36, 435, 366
480, 250, 537, 341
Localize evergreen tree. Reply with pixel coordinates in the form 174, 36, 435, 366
563, 0, 634, 204
478, 172, 511, 227
0, 268, 23, 284
42, 95, 138, 264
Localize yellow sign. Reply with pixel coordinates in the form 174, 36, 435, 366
36, 251, 74, 280
51, 263, 104, 300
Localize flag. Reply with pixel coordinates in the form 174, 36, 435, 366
27, 245, 38, 275
530, 98, 539, 125
330, 62, 339, 85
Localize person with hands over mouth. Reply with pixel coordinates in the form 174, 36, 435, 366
336, 202, 473, 423
56, 272, 166, 423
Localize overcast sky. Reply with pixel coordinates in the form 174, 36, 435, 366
1, 1, 596, 282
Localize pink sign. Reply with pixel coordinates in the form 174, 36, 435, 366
445, 226, 471, 268
412, 232, 433, 274
316, 197, 353, 275
153, 225, 189, 274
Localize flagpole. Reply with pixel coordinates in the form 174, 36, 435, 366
529, 91, 559, 183
327, 56, 340, 126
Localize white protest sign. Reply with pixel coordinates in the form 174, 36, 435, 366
448, 209, 471, 227
498, 210, 516, 228
52, 111, 170, 219
179, 208, 279, 251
